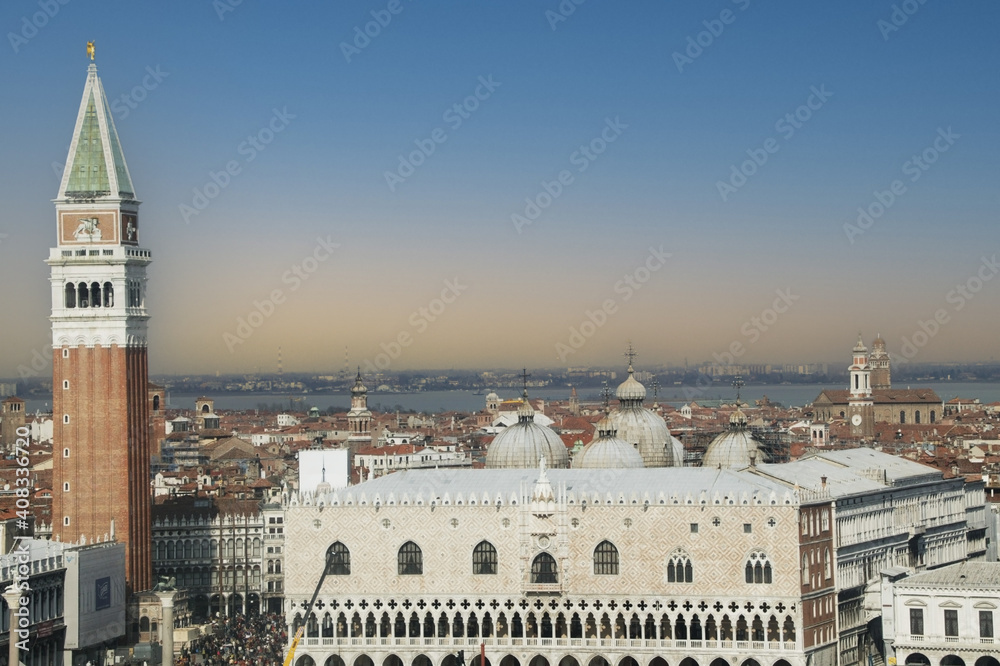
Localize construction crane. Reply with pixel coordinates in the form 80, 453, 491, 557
283, 552, 335, 666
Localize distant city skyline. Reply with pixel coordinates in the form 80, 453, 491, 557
2, 1, 999, 377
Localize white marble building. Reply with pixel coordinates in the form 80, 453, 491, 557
283, 465, 839, 666
750, 449, 981, 666
883, 561, 1000, 666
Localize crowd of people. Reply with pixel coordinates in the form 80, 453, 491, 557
178, 612, 290, 666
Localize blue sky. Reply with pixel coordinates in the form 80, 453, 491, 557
1, 0, 998, 376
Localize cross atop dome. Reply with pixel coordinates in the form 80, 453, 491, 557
601, 381, 612, 410
732, 375, 745, 406
520, 368, 531, 394
624, 342, 638, 372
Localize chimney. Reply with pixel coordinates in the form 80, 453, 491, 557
821, 476, 827, 489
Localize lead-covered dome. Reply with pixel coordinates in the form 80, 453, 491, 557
573, 415, 645, 469
611, 362, 680, 467
616, 372, 647, 401
486, 394, 569, 469
701, 408, 769, 469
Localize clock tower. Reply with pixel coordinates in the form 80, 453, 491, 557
847, 334, 874, 439
47, 53, 152, 595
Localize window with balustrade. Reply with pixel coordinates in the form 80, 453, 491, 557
980, 610, 993, 639
944, 609, 958, 637
531, 553, 558, 584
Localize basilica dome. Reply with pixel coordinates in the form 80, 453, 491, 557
485, 396, 569, 469
701, 408, 769, 469
572, 415, 645, 469
610, 363, 680, 467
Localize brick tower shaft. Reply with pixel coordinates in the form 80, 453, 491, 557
48, 56, 152, 596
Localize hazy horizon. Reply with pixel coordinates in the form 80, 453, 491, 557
2, 2, 998, 377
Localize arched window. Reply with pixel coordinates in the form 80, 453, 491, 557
802, 554, 810, 586
398, 541, 422, 575
103, 282, 113, 307
914, 411, 921, 424
667, 549, 693, 583
900, 411, 906, 424
745, 550, 772, 584
531, 553, 558, 584
594, 541, 619, 575
823, 548, 832, 579
930, 410, 936, 423
326, 542, 350, 575
78, 283, 89, 308
90, 282, 101, 308
473, 541, 497, 575
65, 283, 76, 308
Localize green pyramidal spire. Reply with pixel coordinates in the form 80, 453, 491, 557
58, 63, 135, 200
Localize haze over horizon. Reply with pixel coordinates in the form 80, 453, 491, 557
1, 1, 998, 378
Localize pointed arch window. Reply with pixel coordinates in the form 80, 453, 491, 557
473, 541, 497, 575
594, 541, 619, 575
326, 542, 350, 575
745, 550, 773, 584
667, 549, 693, 583
531, 553, 558, 584
398, 541, 422, 575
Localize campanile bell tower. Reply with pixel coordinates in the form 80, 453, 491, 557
847, 333, 875, 439
48, 47, 152, 595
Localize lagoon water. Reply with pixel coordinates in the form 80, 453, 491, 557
23, 381, 998, 415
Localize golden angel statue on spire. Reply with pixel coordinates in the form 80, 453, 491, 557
86, 41, 95, 61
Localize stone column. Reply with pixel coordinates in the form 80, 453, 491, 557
155, 591, 176, 666
3, 584, 22, 666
